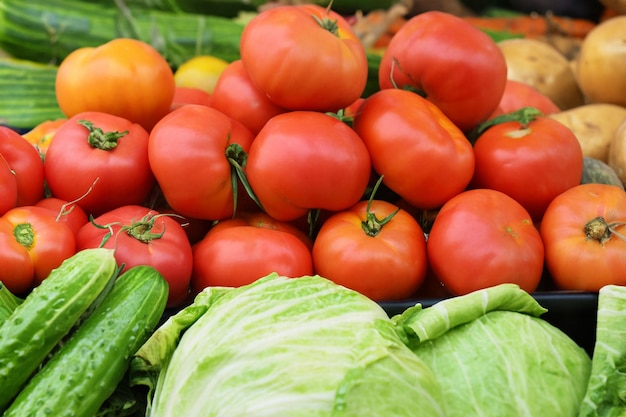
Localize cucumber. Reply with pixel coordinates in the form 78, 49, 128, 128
3, 265, 169, 417
0, 248, 117, 412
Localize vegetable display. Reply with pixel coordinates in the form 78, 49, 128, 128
0, 0, 625, 414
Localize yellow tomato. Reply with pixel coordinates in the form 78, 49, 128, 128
22, 118, 67, 156
174, 55, 230, 94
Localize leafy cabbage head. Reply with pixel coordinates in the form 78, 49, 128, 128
132, 273, 446, 417
394, 283, 593, 417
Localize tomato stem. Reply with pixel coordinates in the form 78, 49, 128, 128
225, 143, 265, 215
312, 14, 340, 37
361, 176, 399, 237
78, 120, 128, 150
13, 223, 35, 250
466, 106, 543, 145
584, 216, 626, 245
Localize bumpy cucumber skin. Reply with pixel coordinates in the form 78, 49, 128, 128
0, 248, 117, 412
4, 265, 169, 417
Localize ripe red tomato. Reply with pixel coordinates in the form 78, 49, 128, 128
76, 205, 194, 307
540, 183, 626, 291
0, 126, 45, 206
0, 218, 34, 294
148, 104, 255, 221
210, 59, 287, 134
245, 111, 372, 221
490, 79, 561, 118
0, 154, 17, 216
44, 112, 155, 217
170, 86, 212, 111
470, 110, 583, 221
240, 4, 368, 112
353, 88, 475, 210
427, 188, 545, 295
55, 38, 175, 131
190, 211, 313, 292
378, 11, 507, 132
34, 197, 89, 237
312, 199, 428, 301
1, 205, 76, 289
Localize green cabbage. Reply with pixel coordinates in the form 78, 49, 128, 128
130, 273, 446, 417
578, 284, 626, 417
394, 283, 593, 417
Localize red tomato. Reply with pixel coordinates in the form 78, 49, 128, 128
0, 126, 45, 206
246, 111, 372, 221
0, 218, 34, 294
427, 189, 545, 295
0, 154, 17, 216
210, 59, 287, 134
312, 199, 428, 301
240, 4, 368, 112
540, 183, 626, 291
148, 104, 255, 220
170, 86, 212, 111
470, 110, 583, 221
378, 11, 507, 132
353, 88, 475, 210
2, 205, 76, 288
43, 112, 155, 217
490, 79, 561, 118
55, 38, 175, 131
76, 205, 194, 307
190, 212, 313, 292
34, 197, 89, 237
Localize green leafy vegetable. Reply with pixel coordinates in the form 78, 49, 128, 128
394, 284, 592, 417
578, 284, 626, 417
131, 273, 446, 417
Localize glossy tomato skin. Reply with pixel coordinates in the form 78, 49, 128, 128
190, 215, 313, 293
240, 4, 368, 112
490, 79, 561, 118
76, 205, 193, 308
540, 183, 626, 291
0, 218, 34, 295
470, 116, 583, 221
0, 155, 17, 216
378, 11, 507, 132
312, 200, 428, 301
0, 126, 45, 206
170, 86, 212, 111
353, 88, 475, 210
427, 189, 544, 295
55, 38, 175, 131
44, 112, 155, 217
2, 205, 77, 288
34, 197, 89, 237
210, 60, 287, 135
149, 104, 255, 221
246, 111, 372, 222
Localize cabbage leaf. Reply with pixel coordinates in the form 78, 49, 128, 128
578, 284, 626, 417
132, 273, 446, 417
394, 283, 592, 417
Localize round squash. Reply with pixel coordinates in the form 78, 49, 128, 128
581, 156, 625, 190
576, 16, 626, 106
497, 38, 585, 111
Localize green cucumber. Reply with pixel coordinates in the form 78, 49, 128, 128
3, 265, 169, 417
0, 248, 117, 412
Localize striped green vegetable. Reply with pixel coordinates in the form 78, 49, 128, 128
0, 57, 63, 131
0, 248, 117, 412
0, 0, 245, 68
3, 265, 169, 417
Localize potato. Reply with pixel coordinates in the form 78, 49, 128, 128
549, 103, 626, 162
498, 38, 585, 111
608, 118, 626, 186
576, 16, 626, 106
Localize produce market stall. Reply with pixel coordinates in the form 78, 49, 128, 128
0, 0, 625, 415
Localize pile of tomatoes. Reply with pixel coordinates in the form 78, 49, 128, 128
2, 4, 625, 308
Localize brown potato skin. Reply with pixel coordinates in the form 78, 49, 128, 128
498, 38, 585, 111
576, 16, 626, 106
608, 118, 626, 187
